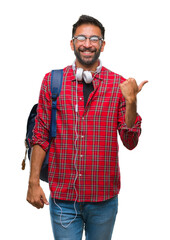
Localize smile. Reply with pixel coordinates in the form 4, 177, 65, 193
82, 51, 93, 54
79, 49, 96, 57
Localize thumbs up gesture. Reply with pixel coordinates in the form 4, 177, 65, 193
120, 78, 148, 103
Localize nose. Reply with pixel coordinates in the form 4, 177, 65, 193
83, 38, 92, 48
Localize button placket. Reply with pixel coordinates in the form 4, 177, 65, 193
77, 82, 84, 116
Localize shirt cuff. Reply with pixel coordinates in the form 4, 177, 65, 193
120, 114, 142, 132
30, 137, 49, 152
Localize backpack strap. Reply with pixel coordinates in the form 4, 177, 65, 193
50, 69, 63, 138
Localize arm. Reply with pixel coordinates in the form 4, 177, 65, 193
26, 73, 52, 208
120, 78, 148, 128
27, 145, 49, 208
118, 78, 148, 150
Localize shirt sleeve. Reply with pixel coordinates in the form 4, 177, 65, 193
31, 72, 52, 152
117, 85, 142, 150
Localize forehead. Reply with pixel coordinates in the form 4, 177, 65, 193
74, 24, 102, 36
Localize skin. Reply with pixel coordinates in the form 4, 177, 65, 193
70, 24, 106, 71
27, 145, 48, 208
120, 78, 148, 127
27, 23, 148, 209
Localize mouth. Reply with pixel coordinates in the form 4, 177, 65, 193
81, 51, 93, 56
79, 48, 96, 58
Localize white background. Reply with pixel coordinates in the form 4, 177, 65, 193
0, 0, 170, 239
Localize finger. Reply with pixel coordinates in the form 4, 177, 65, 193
34, 199, 44, 209
27, 196, 44, 209
138, 80, 148, 92
41, 193, 49, 205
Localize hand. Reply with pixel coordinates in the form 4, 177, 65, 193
26, 183, 49, 209
120, 78, 148, 103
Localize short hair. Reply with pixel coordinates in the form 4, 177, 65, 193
72, 15, 105, 39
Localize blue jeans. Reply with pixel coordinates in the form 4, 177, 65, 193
49, 195, 118, 240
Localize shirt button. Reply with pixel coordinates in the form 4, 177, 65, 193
80, 154, 83, 158
79, 174, 82, 177
82, 117, 84, 120
81, 135, 84, 138
79, 97, 82, 101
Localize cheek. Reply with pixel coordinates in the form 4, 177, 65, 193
73, 42, 79, 52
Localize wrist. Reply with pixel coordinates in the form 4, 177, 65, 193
125, 96, 137, 105
28, 178, 40, 187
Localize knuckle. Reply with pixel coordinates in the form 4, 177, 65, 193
128, 78, 135, 82
26, 196, 43, 209
26, 197, 31, 203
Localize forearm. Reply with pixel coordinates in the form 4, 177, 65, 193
120, 77, 147, 128
27, 145, 48, 208
29, 145, 46, 186
125, 97, 137, 128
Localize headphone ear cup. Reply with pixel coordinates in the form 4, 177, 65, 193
76, 68, 83, 81
83, 71, 93, 84
75, 68, 93, 83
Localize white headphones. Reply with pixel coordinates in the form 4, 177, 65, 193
72, 60, 102, 84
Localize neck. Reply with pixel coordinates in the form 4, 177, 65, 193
75, 59, 100, 72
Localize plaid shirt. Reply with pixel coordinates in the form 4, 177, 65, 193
32, 65, 142, 202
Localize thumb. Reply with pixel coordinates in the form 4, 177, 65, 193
41, 192, 49, 205
138, 80, 148, 92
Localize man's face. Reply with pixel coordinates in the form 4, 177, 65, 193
70, 24, 105, 68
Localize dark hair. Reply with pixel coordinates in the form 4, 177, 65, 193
72, 15, 105, 39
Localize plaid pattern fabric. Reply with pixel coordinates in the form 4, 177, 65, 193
32, 65, 142, 202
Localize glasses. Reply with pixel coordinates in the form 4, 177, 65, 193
73, 35, 103, 44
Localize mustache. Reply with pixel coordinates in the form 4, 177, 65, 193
78, 46, 96, 53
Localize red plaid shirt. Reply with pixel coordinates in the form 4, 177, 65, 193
32, 65, 142, 202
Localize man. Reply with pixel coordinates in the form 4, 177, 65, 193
27, 15, 147, 240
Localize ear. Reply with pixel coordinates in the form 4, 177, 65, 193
100, 40, 106, 52
70, 39, 74, 51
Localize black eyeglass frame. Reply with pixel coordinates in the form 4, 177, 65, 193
72, 35, 104, 43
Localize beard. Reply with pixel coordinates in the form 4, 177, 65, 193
73, 45, 102, 67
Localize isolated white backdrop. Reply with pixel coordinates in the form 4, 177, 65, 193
0, 0, 170, 239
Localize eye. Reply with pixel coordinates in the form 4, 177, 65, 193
76, 35, 86, 41
90, 36, 99, 42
